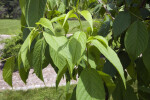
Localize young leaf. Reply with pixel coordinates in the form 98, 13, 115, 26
32, 39, 46, 81
29, 29, 39, 50
2, 57, 15, 87
78, 10, 93, 31
90, 39, 126, 87
113, 11, 131, 37
51, 14, 66, 23
63, 10, 74, 26
125, 20, 149, 60
76, 68, 105, 100
36, 18, 55, 33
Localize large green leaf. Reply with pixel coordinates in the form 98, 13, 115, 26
90, 39, 126, 87
113, 11, 131, 37
36, 18, 55, 33
24, 0, 47, 27
143, 38, 150, 73
2, 57, 15, 86
20, 30, 34, 71
67, 31, 87, 73
43, 32, 68, 69
76, 68, 105, 100
125, 20, 149, 60
78, 10, 93, 31
32, 39, 46, 81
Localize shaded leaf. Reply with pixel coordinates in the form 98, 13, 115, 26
76, 68, 105, 100
143, 38, 150, 73
125, 20, 149, 60
32, 39, 46, 81
113, 11, 131, 37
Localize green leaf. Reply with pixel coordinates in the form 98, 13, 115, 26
113, 11, 131, 37
58, 2, 66, 13
20, 30, 33, 71
56, 66, 67, 89
78, 10, 93, 31
36, 18, 55, 33
51, 14, 66, 23
47, 0, 57, 10
143, 38, 150, 73
19, 0, 26, 16
3, 57, 15, 87
18, 52, 29, 84
112, 82, 138, 100
98, 21, 110, 37
136, 58, 150, 86
29, 29, 39, 50
25, 0, 47, 27
126, 62, 137, 80
125, 20, 149, 60
19, 63, 30, 84
76, 68, 105, 100
43, 32, 68, 69
90, 39, 126, 87
49, 47, 67, 70
32, 39, 46, 81
103, 60, 117, 77
67, 31, 87, 74
63, 10, 74, 26
98, 71, 116, 94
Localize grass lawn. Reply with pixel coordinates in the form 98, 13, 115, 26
0, 85, 75, 100
0, 19, 91, 35
0, 19, 21, 35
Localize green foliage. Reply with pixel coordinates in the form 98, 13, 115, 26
2, 0, 150, 100
0, 33, 23, 59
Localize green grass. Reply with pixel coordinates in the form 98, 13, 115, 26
0, 19, 21, 35
0, 85, 75, 100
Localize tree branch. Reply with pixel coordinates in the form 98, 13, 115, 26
97, 0, 115, 19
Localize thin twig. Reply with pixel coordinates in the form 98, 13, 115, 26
97, 0, 115, 19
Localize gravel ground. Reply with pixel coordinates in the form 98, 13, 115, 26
0, 65, 77, 91
0, 35, 77, 91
